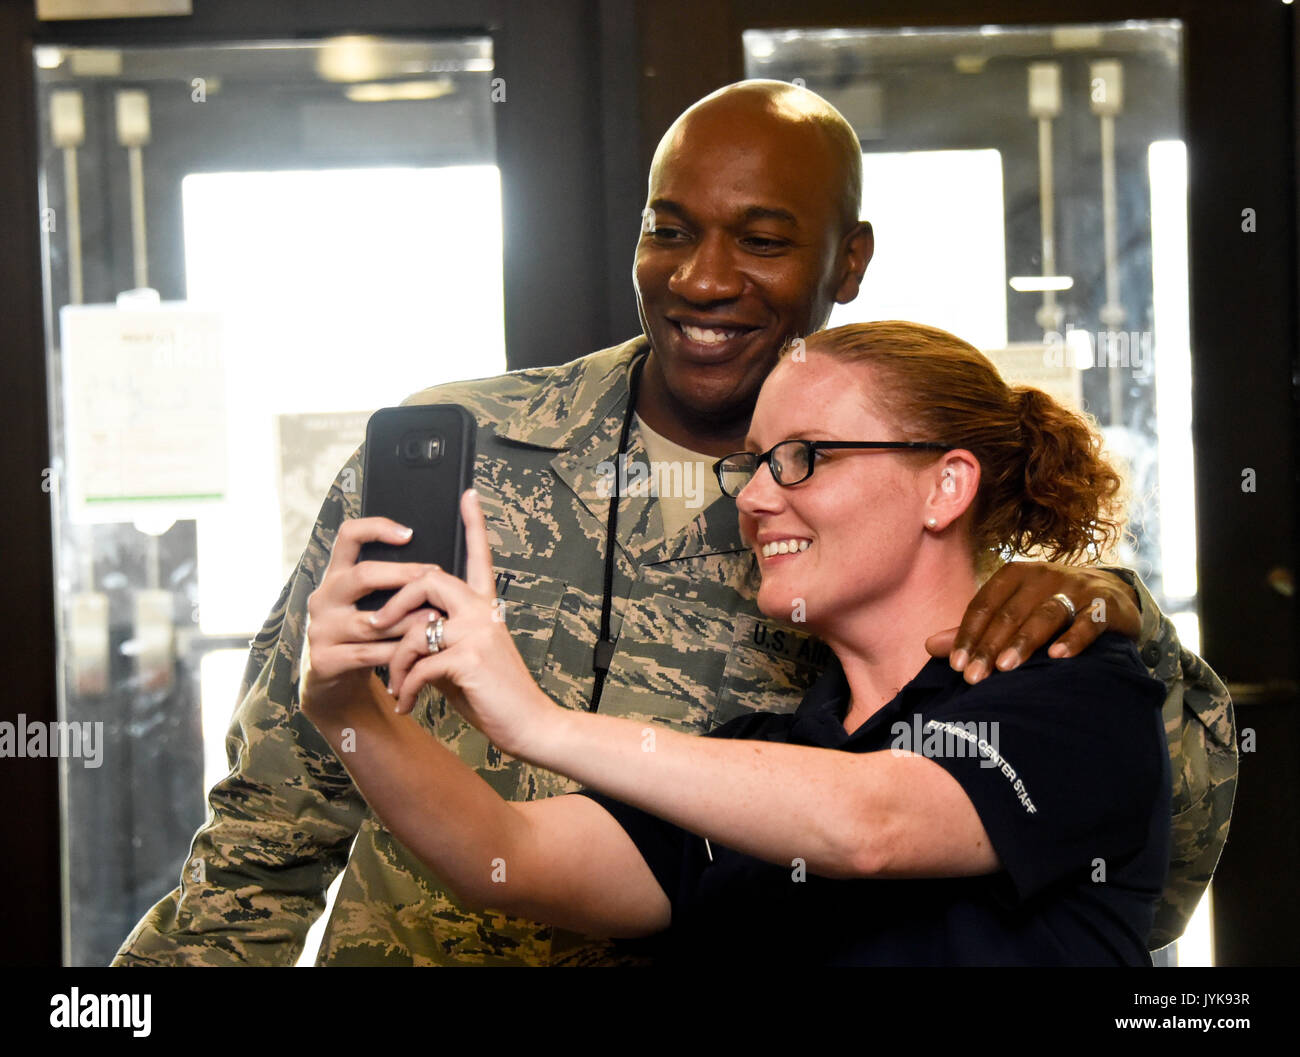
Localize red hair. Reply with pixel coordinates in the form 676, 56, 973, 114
796, 321, 1126, 574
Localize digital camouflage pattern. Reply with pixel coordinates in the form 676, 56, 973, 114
1105, 567, 1237, 950
112, 338, 1234, 965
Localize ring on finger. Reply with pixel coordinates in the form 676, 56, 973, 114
425, 615, 447, 655
1049, 592, 1077, 625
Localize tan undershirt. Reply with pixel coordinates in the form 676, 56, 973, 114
633, 414, 724, 540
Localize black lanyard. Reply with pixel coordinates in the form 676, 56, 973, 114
589, 352, 647, 712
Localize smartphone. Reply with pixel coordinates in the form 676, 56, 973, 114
355, 403, 477, 611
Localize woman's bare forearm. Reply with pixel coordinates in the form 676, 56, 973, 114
304, 677, 530, 910
524, 709, 997, 880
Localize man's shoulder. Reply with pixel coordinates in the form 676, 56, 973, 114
399, 337, 646, 420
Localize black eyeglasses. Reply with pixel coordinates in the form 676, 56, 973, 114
713, 439, 952, 497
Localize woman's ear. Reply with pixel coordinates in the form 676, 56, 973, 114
923, 450, 979, 532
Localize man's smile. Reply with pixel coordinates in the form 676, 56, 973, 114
668, 317, 762, 362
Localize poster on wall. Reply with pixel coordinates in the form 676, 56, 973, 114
60, 302, 226, 524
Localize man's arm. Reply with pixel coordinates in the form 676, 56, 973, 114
112, 454, 371, 966
925, 561, 1143, 681
1105, 566, 1238, 950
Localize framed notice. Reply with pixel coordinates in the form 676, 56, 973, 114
60, 302, 226, 523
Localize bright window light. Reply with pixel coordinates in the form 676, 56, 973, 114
1009, 275, 1074, 292
181, 167, 505, 634
199, 649, 248, 804
830, 149, 1008, 351
1177, 887, 1215, 967
1149, 141, 1198, 601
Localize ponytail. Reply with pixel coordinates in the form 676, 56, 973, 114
1005, 386, 1125, 565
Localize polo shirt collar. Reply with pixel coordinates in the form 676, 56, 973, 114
789, 650, 959, 748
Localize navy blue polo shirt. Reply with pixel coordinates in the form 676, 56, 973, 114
576, 632, 1170, 966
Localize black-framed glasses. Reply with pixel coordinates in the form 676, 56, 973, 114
712, 440, 952, 498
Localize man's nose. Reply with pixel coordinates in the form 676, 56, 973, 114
668, 232, 744, 303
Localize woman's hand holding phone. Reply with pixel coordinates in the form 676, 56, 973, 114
298, 517, 440, 721
374, 489, 561, 760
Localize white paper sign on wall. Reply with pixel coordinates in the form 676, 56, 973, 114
60, 302, 226, 524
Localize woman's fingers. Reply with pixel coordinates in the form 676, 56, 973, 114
326, 517, 414, 573
369, 564, 480, 630
387, 615, 429, 704
354, 491, 511, 716
350, 606, 430, 644
397, 654, 454, 715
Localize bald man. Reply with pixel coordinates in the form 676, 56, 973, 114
114, 81, 1233, 966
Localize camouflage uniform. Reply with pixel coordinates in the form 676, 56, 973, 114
1104, 567, 1237, 950
112, 337, 1234, 965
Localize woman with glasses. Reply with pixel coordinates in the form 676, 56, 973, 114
299, 320, 1170, 966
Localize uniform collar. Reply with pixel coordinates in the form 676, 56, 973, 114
494, 337, 649, 450
496, 334, 747, 565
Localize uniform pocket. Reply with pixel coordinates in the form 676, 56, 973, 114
491, 568, 567, 677
714, 614, 830, 727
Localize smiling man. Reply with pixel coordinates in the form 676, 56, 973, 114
114, 80, 1234, 966
634, 85, 870, 455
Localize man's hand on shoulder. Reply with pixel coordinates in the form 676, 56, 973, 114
925, 562, 1142, 684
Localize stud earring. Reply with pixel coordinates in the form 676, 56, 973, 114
926, 517, 939, 528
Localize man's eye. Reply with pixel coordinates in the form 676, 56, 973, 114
649, 227, 686, 242
742, 236, 788, 252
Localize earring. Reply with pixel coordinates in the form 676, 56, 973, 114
926, 517, 938, 528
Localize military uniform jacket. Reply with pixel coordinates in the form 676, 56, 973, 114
112, 337, 1235, 965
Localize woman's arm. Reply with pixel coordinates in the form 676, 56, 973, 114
298, 513, 670, 937
532, 710, 998, 880
380, 491, 999, 882
302, 683, 671, 936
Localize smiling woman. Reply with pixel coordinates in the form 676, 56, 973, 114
297, 318, 1178, 966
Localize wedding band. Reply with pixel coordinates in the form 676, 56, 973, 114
1049, 593, 1077, 624
425, 615, 446, 655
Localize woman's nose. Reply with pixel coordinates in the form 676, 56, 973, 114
735, 460, 785, 516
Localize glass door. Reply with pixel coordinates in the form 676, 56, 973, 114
34, 35, 505, 966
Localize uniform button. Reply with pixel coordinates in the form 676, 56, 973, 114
1141, 642, 1162, 669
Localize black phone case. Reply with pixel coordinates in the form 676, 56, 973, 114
355, 403, 477, 610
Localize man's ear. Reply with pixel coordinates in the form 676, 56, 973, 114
924, 450, 980, 531
834, 220, 874, 305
